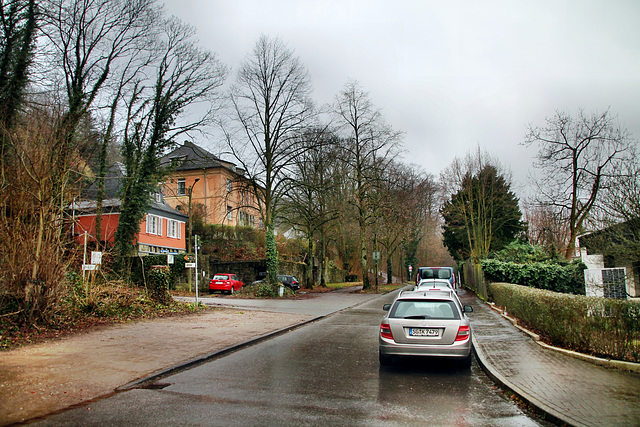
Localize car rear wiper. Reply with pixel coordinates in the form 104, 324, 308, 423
404, 315, 430, 319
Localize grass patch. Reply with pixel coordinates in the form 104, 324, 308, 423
1, 282, 207, 351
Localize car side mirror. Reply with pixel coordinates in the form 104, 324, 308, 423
463, 305, 473, 313
383, 304, 391, 311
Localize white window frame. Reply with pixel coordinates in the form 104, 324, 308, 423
177, 178, 186, 196
167, 219, 181, 239
146, 214, 162, 235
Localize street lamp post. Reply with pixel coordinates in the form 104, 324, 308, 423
187, 178, 200, 292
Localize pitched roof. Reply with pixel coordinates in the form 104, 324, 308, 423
76, 163, 187, 220
161, 141, 241, 173
83, 162, 126, 200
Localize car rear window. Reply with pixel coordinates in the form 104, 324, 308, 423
390, 300, 460, 320
213, 275, 229, 280
420, 268, 452, 280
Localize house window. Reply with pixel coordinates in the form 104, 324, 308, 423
226, 179, 232, 193
146, 214, 162, 235
167, 219, 181, 238
177, 178, 186, 196
227, 206, 233, 221
238, 212, 255, 227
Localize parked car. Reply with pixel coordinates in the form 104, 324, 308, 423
250, 275, 301, 291
277, 275, 300, 291
415, 278, 452, 290
379, 289, 473, 368
415, 280, 463, 311
209, 274, 243, 295
415, 267, 456, 288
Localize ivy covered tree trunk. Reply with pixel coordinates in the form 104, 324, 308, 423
265, 222, 279, 285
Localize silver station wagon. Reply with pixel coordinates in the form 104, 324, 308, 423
379, 290, 474, 368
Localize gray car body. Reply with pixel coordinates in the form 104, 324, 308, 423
379, 290, 473, 366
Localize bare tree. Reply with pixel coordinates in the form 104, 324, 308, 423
226, 35, 315, 285
0, 105, 75, 323
41, 0, 160, 212
332, 81, 401, 289
522, 201, 569, 255
375, 162, 438, 283
590, 153, 640, 266
280, 128, 340, 288
524, 109, 635, 258
0, 0, 38, 130
114, 17, 227, 262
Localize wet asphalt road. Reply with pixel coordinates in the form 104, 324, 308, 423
37, 291, 548, 426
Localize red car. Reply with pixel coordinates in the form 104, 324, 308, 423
209, 274, 243, 295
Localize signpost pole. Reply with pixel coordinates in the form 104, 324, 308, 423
194, 235, 199, 305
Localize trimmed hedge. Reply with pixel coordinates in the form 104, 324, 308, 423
489, 282, 640, 363
481, 258, 586, 295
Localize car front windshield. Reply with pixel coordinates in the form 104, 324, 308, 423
390, 300, 460, 320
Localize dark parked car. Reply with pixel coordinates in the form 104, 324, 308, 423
250, 275, 300, 291
415, 267, 456, 288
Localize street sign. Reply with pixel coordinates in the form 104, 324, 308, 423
185, 262, 196, 268
82, 264, 97, 271
167, 254, 174, 264
373, 251, 380, 260
91, 251, 102, 265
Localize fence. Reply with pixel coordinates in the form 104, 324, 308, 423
462, 261, 487, 300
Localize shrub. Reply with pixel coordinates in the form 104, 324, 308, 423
489, 282, 640, 363
482, 258, 586, 295
240, 282, 294, 298
147, 266, 172, 304
130, 254, 186, 290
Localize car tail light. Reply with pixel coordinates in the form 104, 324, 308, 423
455, 325, 470, 341
380, 323, 393, 340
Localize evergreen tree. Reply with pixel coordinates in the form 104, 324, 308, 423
441, 165, 525, 262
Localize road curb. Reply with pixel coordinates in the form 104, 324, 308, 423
472, 337, 578, 427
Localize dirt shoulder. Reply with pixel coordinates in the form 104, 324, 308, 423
0, 307, 313, 425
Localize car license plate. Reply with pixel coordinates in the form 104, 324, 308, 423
215, 281, 223, 285
409, 328, 440, 337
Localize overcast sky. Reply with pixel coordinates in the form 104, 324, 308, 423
162, 0, 640, 194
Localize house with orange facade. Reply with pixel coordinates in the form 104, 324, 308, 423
160, 141, 261, 228
72, 163, 188, 255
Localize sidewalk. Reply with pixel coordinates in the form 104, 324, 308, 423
459, 289, 640, 427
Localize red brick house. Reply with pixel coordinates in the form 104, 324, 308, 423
72, 163, 188, 255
